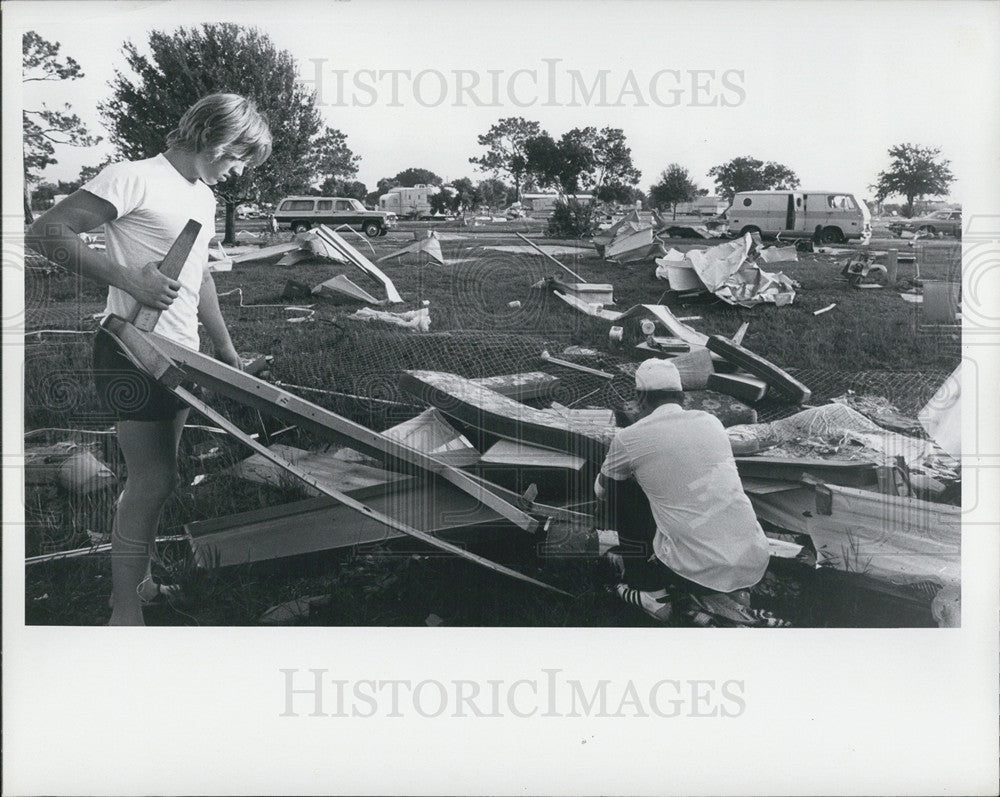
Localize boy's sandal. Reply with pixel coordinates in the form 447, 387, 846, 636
137, 578, 183, 607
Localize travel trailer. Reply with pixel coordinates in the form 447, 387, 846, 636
727, 190, 871, 243
379, 184, 441, 218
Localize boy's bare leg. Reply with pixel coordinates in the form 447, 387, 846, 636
109, 409, 189, 626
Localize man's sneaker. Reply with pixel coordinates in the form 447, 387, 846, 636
615, 583, 673, 623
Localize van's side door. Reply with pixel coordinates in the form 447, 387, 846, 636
783, 192, 805, 234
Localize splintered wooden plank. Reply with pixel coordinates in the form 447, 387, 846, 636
707, 372, 769, 403
222, 443, 411, 496
470, 372, 560, 401
147, 332, 539, 533
480, 439, 586, 471
706, 335, 812, 404
129, 219, 202, 332
185, 480, 510, 568
382, 408, 480, 467
399, 369, 617, 462
734, 456, 877, 487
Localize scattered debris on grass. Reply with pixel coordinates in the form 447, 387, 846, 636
349, 305, 431, 331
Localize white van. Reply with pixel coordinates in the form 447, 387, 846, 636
727, 190, 871, 243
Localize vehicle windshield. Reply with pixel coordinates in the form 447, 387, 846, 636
348, 199, 366, 211
928, 210, 952, 219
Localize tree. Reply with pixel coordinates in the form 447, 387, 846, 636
393, 167, 442, 187
316, 177, 368, 201
428, 189, 452, 216
99, 23, 324, 243
649, 164, 699, 218
524, 126, 640, 200
554, 127, 598, 194
589, 127, 641, 202
870, 143, 955, 217
311, 128, 361, 190
469, 117, 541, 200
77, 157, 115, 185
22, 32, 102, 222
339, 180, 369, 203
707, 156, 799, 201
476, 178, 513, 211
449, 177, 478, 212
523, 133, 564, 191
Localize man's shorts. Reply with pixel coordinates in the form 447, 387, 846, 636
92, 327, 188, 422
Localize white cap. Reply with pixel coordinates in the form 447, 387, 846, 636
634, 358, 682, 392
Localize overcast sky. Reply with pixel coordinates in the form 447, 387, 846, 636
12, 0, 1000, 204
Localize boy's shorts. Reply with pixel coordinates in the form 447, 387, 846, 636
92, 327, 188, 422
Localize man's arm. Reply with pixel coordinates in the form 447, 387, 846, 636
595, 434, 633, 501
197, 267, 241, 368
25, 190, 180, 310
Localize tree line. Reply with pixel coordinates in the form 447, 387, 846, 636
25, 24, 956, 241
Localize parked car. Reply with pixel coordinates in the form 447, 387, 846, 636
236, 203, 261, 219
888, 209, 962, 238
271, 196, 397, 237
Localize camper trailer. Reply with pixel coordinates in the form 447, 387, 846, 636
727, 190, 871, 243
379, 184, 441, 218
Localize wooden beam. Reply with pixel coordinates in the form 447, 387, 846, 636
171, 384, 567, 595
735, 456, 877, 487
706, 334, 812, 404
147, 331, 539, 533
101, 315, 185, 387
707, 372, 769, 403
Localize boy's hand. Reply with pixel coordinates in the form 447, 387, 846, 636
215, 345, 243, 370
124, 261, 181, 309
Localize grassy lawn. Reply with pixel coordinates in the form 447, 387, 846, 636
22, 223, 960, 627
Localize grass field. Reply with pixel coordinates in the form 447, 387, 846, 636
22, 222, 961, 627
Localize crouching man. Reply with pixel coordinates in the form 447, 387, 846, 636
596, 358, 787, 627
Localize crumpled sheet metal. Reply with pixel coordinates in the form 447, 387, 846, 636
654, 234, 798, 307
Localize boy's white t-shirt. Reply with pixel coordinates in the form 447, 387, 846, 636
83, 154, 217, 349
